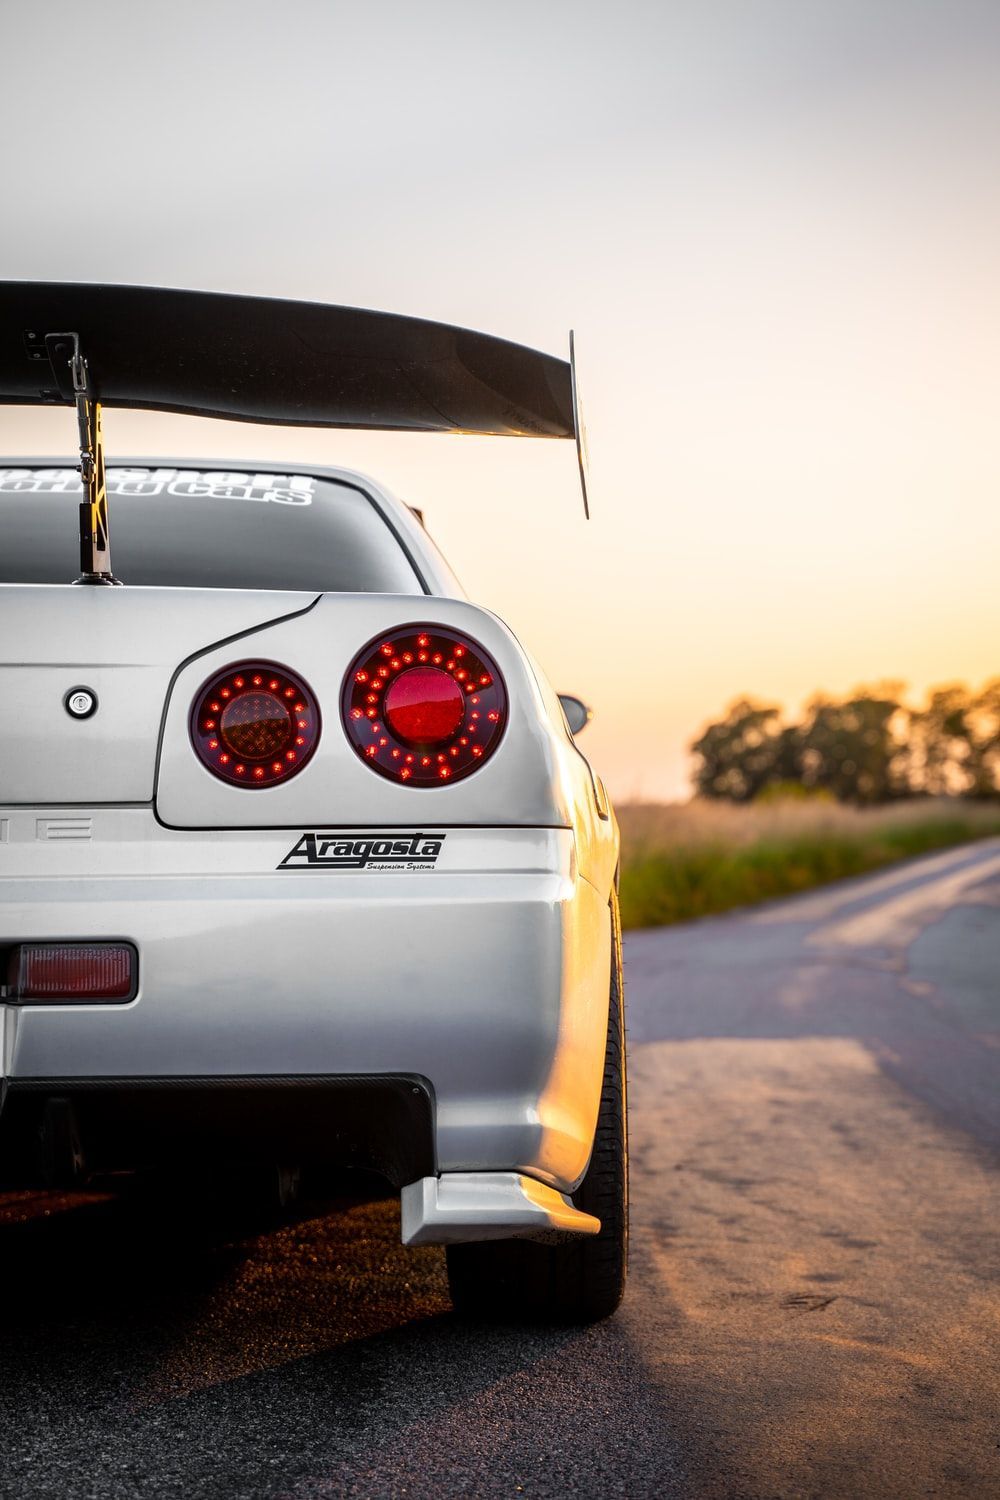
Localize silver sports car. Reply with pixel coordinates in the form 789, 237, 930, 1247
0, 284, 626, 1322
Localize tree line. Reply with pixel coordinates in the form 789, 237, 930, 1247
691, 680, 1000, 804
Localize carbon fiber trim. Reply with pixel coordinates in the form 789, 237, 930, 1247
6, 1073, 429, 1092
1, 1074, 436, 1188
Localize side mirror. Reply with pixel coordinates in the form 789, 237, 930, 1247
558, 694, 592, 736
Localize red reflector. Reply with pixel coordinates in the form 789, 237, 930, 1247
384, 666, 466, 745
8, 944, 136, 1002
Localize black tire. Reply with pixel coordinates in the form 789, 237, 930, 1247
446, 891, 628, 1324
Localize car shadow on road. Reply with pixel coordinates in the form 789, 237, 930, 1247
0, 1184, 686, 1499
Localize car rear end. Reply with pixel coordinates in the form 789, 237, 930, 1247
0, 465, 618, 1250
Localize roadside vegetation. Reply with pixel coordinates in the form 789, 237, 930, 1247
618, 796, 1000, 931
619, 680, 1000, 928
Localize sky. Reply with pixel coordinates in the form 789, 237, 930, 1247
2, 0, 999, 800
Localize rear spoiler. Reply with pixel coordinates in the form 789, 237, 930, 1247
2, 282, 579, 438
1, 283, 590, 582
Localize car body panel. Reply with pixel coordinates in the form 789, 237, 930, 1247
0, 584, 317, 804
156, 592, 584, 832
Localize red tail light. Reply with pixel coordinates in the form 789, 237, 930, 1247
8, 943, 137, 1003
342, 627, 507, 784
191, 662, 320, 787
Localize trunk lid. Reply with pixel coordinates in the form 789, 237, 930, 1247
0, 585, 316, 804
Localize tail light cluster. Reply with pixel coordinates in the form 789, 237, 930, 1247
190, 663, 321, 786
190, 628, 505, 789
341, 627, 507, 784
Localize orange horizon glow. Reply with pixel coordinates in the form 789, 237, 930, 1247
2, 5, 998, 801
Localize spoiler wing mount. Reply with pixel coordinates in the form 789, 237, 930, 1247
41, 330, 120, 585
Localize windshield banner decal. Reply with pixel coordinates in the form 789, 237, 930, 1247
0, 469, 316, 505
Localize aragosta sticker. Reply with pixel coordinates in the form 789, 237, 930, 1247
278, 832, 445, 871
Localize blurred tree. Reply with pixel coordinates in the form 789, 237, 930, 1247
797, 691, 906, 805
692, 682, 1000, 804
910, 679, 1000, 798
691, 699, 797, 801
970, 679, 1000, 797
910, 684, 977, 796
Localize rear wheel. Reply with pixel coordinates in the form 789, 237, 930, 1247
446, 891, 628, 1323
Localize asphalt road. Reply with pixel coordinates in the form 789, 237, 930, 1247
2, 840, 999, 1498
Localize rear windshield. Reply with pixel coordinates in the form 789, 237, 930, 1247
0, 468, 423, 593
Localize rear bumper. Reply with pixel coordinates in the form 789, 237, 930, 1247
0, 809, 611, 1193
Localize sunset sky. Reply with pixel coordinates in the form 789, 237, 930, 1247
2, 1, 998, 799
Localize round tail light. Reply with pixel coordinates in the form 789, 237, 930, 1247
342, 627, 507, 784
191, 663, 320, 786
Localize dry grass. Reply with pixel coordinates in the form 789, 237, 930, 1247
617, 796, 1000, 929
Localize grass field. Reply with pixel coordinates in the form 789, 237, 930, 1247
617, 797, 1000, 929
